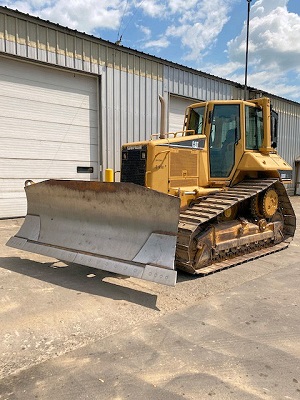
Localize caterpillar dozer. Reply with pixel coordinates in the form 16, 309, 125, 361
7, 97, 296, 286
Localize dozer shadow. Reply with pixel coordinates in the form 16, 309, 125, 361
0, 256, 159, 310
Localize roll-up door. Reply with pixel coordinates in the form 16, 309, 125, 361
169, 95, 200, 133
0, 57, 99, 218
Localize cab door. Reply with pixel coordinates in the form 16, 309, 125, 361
207, 103, 242, 180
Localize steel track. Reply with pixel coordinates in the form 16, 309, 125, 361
176, 178, 296, 275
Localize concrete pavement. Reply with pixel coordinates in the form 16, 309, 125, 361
0, 198, 300, 399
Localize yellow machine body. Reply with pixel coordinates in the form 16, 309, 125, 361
7, 98, 296, 285
121, 98, 292, 208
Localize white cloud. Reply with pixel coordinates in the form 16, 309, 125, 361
216, 0, 300, 100
143, 37, 170, 49
168, 0, 198, 13
1, 0, 300, 101
0, 0, 126, 32
131, 0, 238, 60
204, 61, 242, 80
135, 0, 166, 18
136, 24, 152, 40
203, 58, 300, 101
228, 0, 300, 70
247, 70, 300, 100
254, 0, 288, 17
165, 0, 236, 61
0, 0, 242, 60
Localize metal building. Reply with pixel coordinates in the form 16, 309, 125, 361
0, 6, 299, 218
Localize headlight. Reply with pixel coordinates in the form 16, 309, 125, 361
279, 170, 292, 181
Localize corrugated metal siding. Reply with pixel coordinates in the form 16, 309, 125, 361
0, 9, 164, 81
163, 65, 237, 101
268, 97, 300, 192
270, 98, 300, 164
0, 11, 104, 73
0, 8, 165, 177
163, 65, 246, 134
101, 63, 163, 173
1, 7, 300, 194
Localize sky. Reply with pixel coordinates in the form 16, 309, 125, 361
1, 0, 300, 102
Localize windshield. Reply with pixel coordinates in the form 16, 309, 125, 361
187, 106, 205, 135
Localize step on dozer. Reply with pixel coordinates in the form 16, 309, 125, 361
7, 180, 181, 286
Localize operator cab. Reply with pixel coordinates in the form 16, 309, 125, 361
187, 100, 276, 181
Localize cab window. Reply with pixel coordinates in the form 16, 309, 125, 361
245, 105, 263, 150
187, 106, 205, 135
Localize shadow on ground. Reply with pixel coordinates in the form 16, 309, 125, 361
0, 256, 159, 310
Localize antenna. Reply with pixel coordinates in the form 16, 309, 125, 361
115, 35, 122, 46
116, 0, 129, 45
244, 0, 252, 100
116, 0, 147, 45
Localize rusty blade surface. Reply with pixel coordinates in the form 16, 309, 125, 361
7, 180, 181, 286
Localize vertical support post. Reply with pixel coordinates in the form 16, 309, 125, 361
105, 169, 114, 182
244, 0, 252, 100
294, 161, 300, 195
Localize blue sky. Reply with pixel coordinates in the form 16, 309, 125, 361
1, 0, 300, 102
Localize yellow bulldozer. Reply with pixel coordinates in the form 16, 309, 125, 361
7, 97, 296, 286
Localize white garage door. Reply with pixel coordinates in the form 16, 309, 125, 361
0, 57, 99, 218
169, 95, 201, 133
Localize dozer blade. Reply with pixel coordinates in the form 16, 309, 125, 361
7, 180, 181, 286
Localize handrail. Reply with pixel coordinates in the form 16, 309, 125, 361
150, 129, 196, 140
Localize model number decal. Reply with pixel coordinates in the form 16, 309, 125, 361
165, 138, 205, 150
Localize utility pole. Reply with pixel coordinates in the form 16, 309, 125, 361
244, 0, 252, 100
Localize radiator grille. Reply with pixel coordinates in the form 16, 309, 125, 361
170, 150, 198, 177
170, 178, 198, 187
121, 147, 147, 186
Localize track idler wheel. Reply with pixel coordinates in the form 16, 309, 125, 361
251, 187, 279, 219
262, 188, 278, 218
